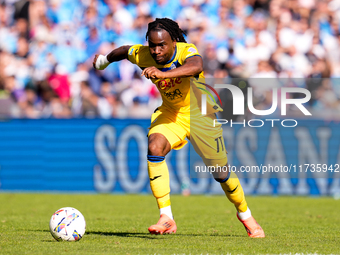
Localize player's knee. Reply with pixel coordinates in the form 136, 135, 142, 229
213, 171, 230, 183
214, 176, 229, 183
148, 142, 165, 156
148, 134, 171, 156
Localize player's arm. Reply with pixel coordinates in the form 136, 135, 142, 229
141, 56, 203, 79
93, 45, 132, 70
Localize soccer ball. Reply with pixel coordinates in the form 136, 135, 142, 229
49, 207, 86, 241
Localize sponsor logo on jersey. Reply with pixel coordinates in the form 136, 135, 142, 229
164, 89, 183, 100
158, 80, 169, 90
187, 47, 197, 53
157, 78, 182, 90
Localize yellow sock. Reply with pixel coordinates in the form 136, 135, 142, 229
220, 172, 248, 212
157, 194, 170, 209
148, 158, 171, 209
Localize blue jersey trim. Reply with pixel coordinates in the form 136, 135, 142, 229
160, 60, 180, 71
184, 54, 202, 61
165, 45, 177, 64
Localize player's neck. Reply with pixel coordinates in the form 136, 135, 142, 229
164, 45, 177, 65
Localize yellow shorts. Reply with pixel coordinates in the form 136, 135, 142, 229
148, 107, 228, 166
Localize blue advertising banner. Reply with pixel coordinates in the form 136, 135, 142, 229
0, 119, 339, 195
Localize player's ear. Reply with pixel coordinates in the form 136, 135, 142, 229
172, 41, 176, 48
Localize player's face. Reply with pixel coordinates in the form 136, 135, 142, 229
148, 30, 176, 65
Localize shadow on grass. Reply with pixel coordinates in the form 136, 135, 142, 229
87, 230, 243, 238
27, 229, 244, 239
27, 229, 161, 240
87, 231, 164, 239
27, 229, 50, 232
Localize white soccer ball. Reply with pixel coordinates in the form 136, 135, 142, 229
49, 207, 86, 241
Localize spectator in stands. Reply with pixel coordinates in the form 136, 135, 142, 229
0, 0, 339, 119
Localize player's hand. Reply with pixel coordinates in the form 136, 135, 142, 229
93, 54, 110, 70
141, 66, 166, 79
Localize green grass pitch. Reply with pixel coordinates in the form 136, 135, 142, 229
0, 193, 339, 254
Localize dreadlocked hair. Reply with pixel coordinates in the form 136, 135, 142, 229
146, 18, 187, 43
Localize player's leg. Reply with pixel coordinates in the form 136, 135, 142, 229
190, 114, 265, 238
147, 109, 187, 234
204, 158, 248, 214
147, 133, 172, 218
147, 132, 177, 235
213, 163, 265, 238
193, 143, 249, 216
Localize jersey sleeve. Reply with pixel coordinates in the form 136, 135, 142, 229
127, 44, 144, 65
179, 44, 202, 64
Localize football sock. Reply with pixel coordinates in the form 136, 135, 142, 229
147, 155, 173, 218
237, 208, 252, 220
220, 172, 248, 213
159, 205, 173, 220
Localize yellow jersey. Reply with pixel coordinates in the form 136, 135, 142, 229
127, 42, 221, 115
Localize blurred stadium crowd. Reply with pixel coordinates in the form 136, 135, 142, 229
0, 0, 340, 119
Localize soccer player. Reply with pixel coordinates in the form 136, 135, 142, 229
93, 18, 265, 238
